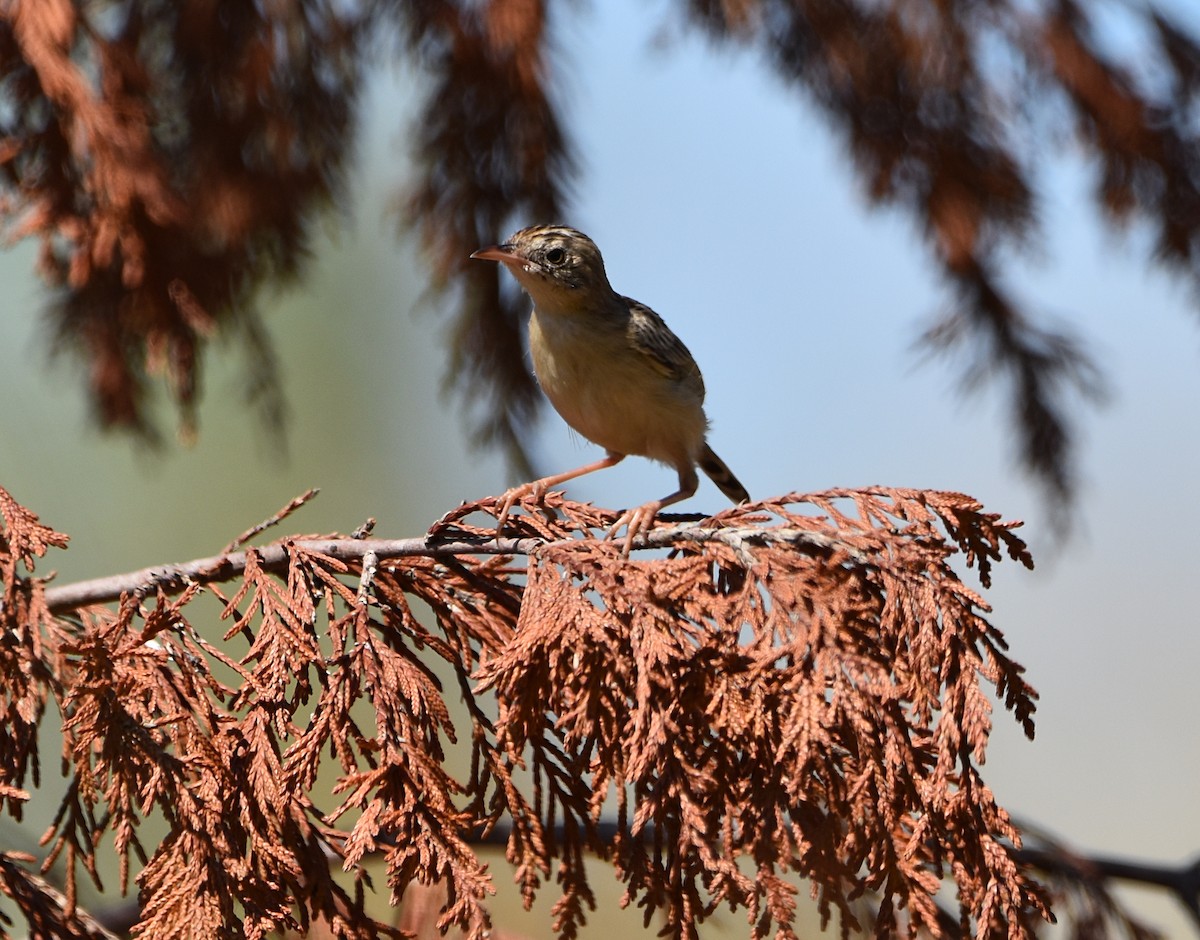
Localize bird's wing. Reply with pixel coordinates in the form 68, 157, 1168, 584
624, 298, 705, 394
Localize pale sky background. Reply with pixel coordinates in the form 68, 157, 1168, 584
1, 1, 1198, 936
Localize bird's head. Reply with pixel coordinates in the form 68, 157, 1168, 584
471, 225, 613, 309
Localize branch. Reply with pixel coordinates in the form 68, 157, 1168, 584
1018, 846, 1200, 930
71, 821, 1200, 939
220, 487, 320, 554
466, 818, 1199, 921
44, 535, 538, 613
42, 518, 856, 614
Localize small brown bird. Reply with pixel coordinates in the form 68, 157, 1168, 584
471, 224, 749, 549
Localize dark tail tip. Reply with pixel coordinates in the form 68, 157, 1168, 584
699, 444, 750, 505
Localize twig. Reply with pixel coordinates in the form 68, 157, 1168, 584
45, 536, 539, 613
0, 851, 122, 939
220, 488, 320, 554
356, 549, 379, 606
1017, 847, 1200, 929
43, 523, 857, 614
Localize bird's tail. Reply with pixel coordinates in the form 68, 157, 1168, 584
699, 444, 750, 505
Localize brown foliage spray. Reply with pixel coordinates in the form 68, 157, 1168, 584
0, 0, 360, 438
1, 483, 1054, 938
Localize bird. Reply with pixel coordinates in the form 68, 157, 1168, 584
470, 224, 749, 551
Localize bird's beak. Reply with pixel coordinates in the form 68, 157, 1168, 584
470, 245, 522, 265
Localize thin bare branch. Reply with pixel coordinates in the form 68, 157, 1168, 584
220, 488, 321, 554
45, 510, 860, 614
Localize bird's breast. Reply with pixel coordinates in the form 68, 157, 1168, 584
528, 309, 707, 465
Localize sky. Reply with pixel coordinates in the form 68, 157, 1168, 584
1, 1, 1198, 935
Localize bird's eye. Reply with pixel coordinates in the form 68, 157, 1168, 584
544, 247, 566, 265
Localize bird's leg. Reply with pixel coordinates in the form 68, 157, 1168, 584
496, 453, 626, 532
608, 466, 699, 555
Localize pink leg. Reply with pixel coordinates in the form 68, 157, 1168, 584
608, 466, 699, 555
496, 453, 626, 531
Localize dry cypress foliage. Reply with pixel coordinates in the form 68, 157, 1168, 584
2, 482, 1065, 938
2, 2, 1199, 499
0, 0, 362, 438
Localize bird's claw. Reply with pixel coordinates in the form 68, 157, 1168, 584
495, 480, 551, 534
606, 501, 662, 556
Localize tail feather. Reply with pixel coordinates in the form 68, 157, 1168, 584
699, 444, 750, 505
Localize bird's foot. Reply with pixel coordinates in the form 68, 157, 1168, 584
495, 479, 552, 533
606, 500, 663, 556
